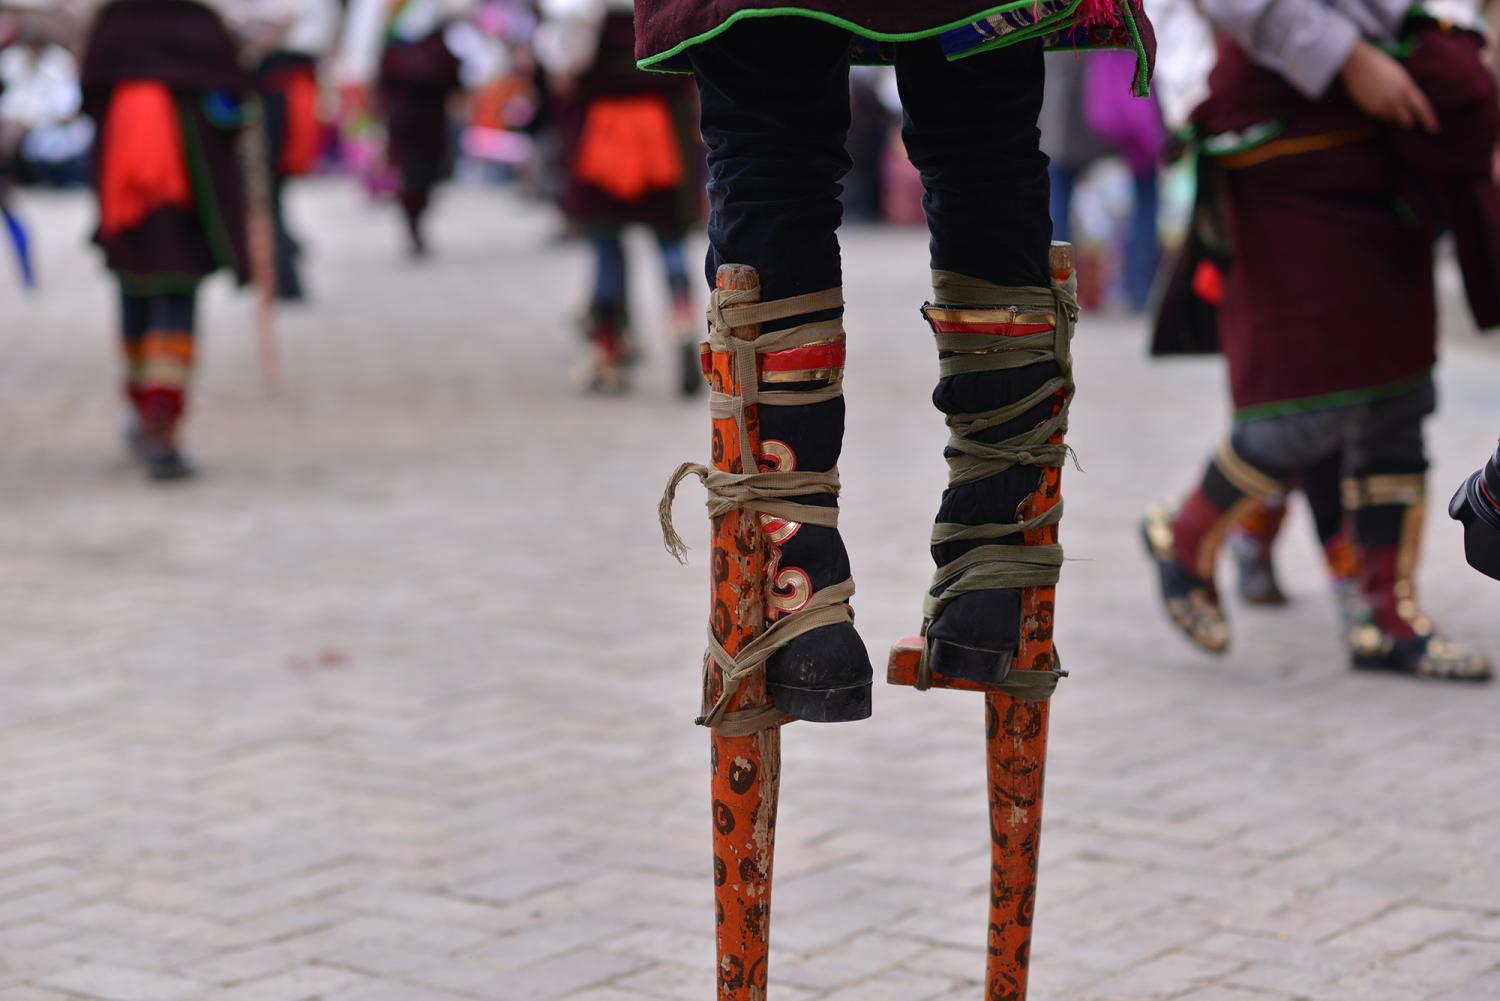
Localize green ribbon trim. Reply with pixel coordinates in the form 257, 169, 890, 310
1233, 372, 1434, 424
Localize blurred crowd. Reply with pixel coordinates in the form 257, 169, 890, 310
0, 1, 1187, 363
1, 0, 1497, 684
0, 1, 1253, 403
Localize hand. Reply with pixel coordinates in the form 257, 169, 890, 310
1339, 40, 1439, 133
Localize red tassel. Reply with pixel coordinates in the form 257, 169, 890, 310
1074, 0, 1120, 28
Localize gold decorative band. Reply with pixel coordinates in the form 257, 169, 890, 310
1343, 474, 1426, 510
924, 307, 1058, 328
1214, 439, 1284, 500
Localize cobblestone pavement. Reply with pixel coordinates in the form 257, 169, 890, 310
2, 182, 1499, 1001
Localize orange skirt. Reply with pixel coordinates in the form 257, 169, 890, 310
98, 81, 191, 239
573, 95, 685, 203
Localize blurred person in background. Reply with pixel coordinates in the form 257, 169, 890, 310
0, 4, 90, 188
841, 65, 895, 223
253, 0, 338, 299
1041, 49, 1164, 311
535, 0, 701, 396
1148, 0, 1364, 625
79, 0, 291, 481
339, 0, 471, 256
1142, 0, 1500, 680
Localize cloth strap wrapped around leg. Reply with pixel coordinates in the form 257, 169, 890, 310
917, 271, 1080, 699
658, 284, 856, 734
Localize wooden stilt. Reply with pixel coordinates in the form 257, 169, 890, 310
704, 264, 780, 1000
240, 95, 280, 388
887, 244, 1075, 1001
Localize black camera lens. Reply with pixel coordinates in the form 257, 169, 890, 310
1450, 442, 1500, 581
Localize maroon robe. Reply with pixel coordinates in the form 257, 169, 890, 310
1194, 24, 1500, 417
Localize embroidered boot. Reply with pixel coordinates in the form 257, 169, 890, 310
672, 296, 702, 398
1345, 474, 1491, 680
580, 301, 630, 395
1229, 495, 1289, 606
135, 329, 196, 482
1143, 440, 1286, 654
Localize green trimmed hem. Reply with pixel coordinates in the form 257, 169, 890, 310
637, 2, 1076, 72
1121, 0, 1149, 96
1233, 372, 1432, 424
113, 268, 207, 297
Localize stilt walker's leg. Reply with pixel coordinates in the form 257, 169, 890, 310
703, 264, 779, 999
660, 261, 858, 997
888, 244, 1076, 1001
132, 292, 198, 482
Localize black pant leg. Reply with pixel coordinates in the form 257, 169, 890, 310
687, 19, 852, 302
895, 38, 1051, 288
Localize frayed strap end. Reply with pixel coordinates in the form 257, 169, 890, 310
659, 462, 709, 564
1074, 0, 1120, 29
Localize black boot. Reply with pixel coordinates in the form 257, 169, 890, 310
755, 295, 871, 721
920, 273, 1077, 685
578, 301, 630, 395
671, 297, 703, 398
662, 281, 872, 725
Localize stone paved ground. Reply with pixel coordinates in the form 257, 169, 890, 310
2, 181, 1499, 1001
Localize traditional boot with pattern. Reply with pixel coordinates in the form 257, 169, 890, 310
122, 339, 149, 460
1143, 440, 1286, 654
134, 329, 196, 482
1321, 527, 1369, 641
671, 296, 702, 398
919, 269, 1078, 685
1344, 474, 1492, 681
662, 278, 871, 725
1229, 495, 1290, 606
579, 301, 630, 395
753, 290, 870, 720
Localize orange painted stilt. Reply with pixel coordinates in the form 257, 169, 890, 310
702, 264, 780, 999
888, 244, 1075, 1001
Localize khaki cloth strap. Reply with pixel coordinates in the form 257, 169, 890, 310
658, 462, 840, 563
659, 284, 854, 734
919, 273, 1079, 700
699, 578, 856, 736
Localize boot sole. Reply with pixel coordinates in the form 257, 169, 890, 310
924, 637, 1014, 686
769, 680, 872, 723
1350, 653, 1493, 681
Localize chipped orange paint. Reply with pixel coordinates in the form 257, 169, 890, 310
704, 264, 780, 1001
887, 245, 1074, 1001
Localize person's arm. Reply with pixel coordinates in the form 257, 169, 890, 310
1199, 0, 1361, 97
1200, 0, 1437, 131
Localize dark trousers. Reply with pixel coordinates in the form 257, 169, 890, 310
120, 288, 197, 344
587, 226, 692, 314
1232, 378, 1436, 485
120, 284, 198, 428
687, 20, 1051, 303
